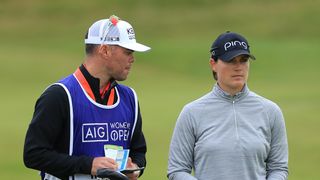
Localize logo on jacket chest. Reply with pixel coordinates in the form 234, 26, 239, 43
82, 122, 131, 142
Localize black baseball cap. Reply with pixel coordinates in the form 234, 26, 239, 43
210, 31, 256, 62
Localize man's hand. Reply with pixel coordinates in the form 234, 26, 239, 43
91, 157, 118, 176
125, 157, 140, 180
126, 157, 140, 180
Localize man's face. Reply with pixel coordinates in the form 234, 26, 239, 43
107, 45, 134, 81
210, 54, 250, 94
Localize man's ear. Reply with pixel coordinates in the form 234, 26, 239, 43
98, 45, 111, 58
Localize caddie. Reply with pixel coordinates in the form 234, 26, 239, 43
24, 15, 150, 180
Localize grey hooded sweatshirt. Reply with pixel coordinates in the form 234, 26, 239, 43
168, 84, 288, 180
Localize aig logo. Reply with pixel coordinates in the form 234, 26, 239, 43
82, 123, 108, 142
224, 41, 248, 51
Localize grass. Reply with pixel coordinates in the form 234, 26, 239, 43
1, 0, 320, 179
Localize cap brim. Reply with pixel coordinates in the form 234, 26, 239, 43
118, 42, 151, 52
220, 49, 255, 61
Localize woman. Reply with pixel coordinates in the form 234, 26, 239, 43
167, 32, 288, 180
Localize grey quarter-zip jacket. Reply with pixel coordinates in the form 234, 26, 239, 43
168, 84, 288, 180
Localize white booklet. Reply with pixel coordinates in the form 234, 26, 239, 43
104, 145, 129, 171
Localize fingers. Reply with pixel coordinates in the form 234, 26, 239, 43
126, 157, 132, 168
126, 171, 139, 180
126, 157, 137, 169
91, 157, 118, 175
125, 157, 140, 180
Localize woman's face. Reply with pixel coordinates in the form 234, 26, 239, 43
210, 54, 250, 95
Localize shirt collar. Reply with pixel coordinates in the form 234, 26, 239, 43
80, 64, 118, 90
79, 64, 118, 103
213, 83, 249, 101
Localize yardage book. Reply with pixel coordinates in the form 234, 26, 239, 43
104, 145, 129, 171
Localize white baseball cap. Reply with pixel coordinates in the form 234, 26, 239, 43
85, 15, 151, 52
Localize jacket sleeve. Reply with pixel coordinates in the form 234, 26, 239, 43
167, 106, 198, 180
23, 85, 93, 179
266, 104, 289, 180
129, 103, 147, 176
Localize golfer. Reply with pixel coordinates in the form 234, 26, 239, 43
24, 15, 150, 180
167, 31, 288, 180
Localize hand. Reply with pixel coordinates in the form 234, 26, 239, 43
91, 157, 118, 176
125, 157, 140, 180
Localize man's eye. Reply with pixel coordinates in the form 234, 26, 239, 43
125, 50, 133, 55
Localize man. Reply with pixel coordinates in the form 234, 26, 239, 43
167, 31, 288, 180
24, 15, 150, 180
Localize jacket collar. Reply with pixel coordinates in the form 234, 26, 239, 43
213, 83, 249, 102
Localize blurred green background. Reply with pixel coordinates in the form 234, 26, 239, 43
1, 0, 319, 179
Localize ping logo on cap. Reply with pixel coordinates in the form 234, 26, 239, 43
224, 41, 248, 51
210, 31, 255, 61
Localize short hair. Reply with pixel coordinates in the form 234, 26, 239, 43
84, 32, 98, 55
211, 58, 218, 80
85, 44, 98, 55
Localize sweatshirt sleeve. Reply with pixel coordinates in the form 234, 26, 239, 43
23, 85, 93, 179
266, 104, 289, 180
129, 103, 147, 177
167, 106, 198, 180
